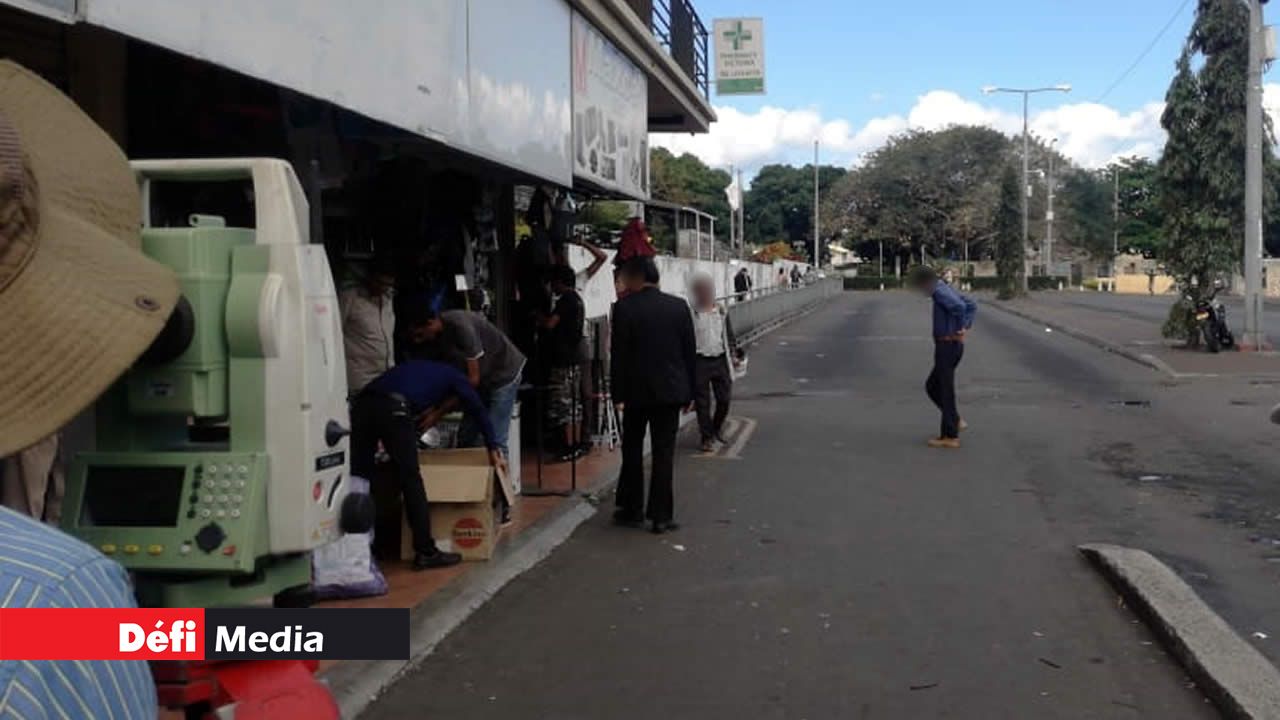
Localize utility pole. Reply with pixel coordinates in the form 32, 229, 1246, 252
879, 240, 884, 277
1243, 0, 1267, 350
1113, 167, 1120, 276
738, 167, 745, 261
1046, 138, 1057, 276
813, 140, 820, 269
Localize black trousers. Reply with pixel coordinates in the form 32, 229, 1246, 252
350, 393, 437, 556
617, 404, 680, 523
694, 355, 731, 441
925, 341, 965, 439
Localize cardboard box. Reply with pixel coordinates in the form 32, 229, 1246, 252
400, 448, 512, 561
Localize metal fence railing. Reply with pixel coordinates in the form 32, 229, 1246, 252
651, 0, 710, 99
723, 279, 843, 344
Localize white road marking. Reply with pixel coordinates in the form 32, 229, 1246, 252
722, 416, 758, 460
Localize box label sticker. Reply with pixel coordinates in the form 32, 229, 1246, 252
453, 517, 485, 549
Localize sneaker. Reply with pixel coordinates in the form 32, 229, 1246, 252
500, 506, 514, 528
413, 550, 463, 570
927, 437, 961, 449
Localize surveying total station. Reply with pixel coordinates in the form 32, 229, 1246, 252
62, 158, 357, 608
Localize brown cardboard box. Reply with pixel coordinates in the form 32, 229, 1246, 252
400, 448, 512, 561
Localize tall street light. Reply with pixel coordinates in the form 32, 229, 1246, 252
983, 84, 1072, 293
1046, 137, 1058, 277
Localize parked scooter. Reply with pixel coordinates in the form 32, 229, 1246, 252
1189, 280, 1235, 353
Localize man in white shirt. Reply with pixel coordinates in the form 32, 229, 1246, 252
689, 273, 742, 453
340, 260, 397, 395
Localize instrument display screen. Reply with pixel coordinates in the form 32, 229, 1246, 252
82, 466, 186, 527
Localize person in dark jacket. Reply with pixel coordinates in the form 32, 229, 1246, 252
610, 257, 696, 534
910, 266, 977, 449
733, 267, 752, 302
351, 360, 505, 570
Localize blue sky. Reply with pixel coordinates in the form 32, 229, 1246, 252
654, 0, 1279, 176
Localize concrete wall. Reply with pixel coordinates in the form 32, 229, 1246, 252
1115, 274, 1176, 295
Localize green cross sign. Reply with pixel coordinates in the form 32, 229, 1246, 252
723, 21, 752, 51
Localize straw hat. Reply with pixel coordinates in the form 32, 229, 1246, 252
0, 61, 178, 456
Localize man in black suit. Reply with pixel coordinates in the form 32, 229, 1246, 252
610, 256, 697, 534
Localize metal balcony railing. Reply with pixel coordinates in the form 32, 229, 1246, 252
650, 0, 710, 99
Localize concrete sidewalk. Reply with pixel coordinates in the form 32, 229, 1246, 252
989, 293, 1280, 378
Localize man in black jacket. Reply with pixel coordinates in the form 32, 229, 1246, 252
610, 257, 697, 534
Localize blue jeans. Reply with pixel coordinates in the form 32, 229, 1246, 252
458, 368, 522, 455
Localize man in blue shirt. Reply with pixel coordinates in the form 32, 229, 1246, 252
352, 360, 504, 570
910, 267, 977, 449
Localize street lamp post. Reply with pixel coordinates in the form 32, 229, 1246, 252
1046, 138, 1057, 277
982, 84, 1072, 293
813, 140, 821, 269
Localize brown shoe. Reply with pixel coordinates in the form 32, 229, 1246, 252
927, 437, 961, 449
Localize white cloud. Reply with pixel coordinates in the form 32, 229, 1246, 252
650, 89, 1214, 179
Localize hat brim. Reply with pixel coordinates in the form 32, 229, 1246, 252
0, 206, 177, 455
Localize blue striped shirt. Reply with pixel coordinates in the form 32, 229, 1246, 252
0, 507, 156, 720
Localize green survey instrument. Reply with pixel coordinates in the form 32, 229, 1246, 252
62, 159, 354, 608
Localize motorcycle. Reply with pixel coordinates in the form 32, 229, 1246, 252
1188, 281, 1235, 353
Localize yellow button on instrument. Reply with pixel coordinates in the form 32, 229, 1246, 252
147, 544, 164, 556
99, 544, 117, 554
123, 544, 140, 555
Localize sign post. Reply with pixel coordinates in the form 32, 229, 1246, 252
713, 18, 766, 96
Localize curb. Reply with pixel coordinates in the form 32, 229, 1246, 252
986, 300, 1170, 376
329, 497, 598, 718
1079, 543, 1280, 719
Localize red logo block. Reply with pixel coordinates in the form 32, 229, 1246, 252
0, 609, 206, 660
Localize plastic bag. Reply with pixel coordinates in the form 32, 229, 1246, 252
312, 476, 388, 600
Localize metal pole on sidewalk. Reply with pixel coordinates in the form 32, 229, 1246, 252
1113, 168, 1119, 276
1046, 138, 1057, 275
732, 162, 742, 257
1243, 0, 1267, 349
1021, 94, 1030, 292
813, 140, 820, 269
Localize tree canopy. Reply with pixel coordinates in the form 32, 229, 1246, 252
743, 163, 846, 261
823, 125, 1115, 270
1157, 0, 1278, 292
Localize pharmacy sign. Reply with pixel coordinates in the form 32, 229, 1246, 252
713, 18, 765, 95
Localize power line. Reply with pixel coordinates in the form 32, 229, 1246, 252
1095, 0, 1194, 104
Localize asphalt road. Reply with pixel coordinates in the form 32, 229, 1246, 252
365, 291, 1280, 719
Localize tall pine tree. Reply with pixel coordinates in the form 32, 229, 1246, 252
1158, 0, 1274, 296
994, 166, 1023, 299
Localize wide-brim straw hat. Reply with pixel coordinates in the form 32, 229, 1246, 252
0, 61, 178, 456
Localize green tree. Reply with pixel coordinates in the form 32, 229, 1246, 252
744, 163, 847, 260
578, 200, 631, 239
1058, 168, 1115, 260
825, 126, 1014, 264
1104, 156, 1163, 258
1157, 0, 1275, 299
649, 147, 732, 240
994, 166, 1023, 298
